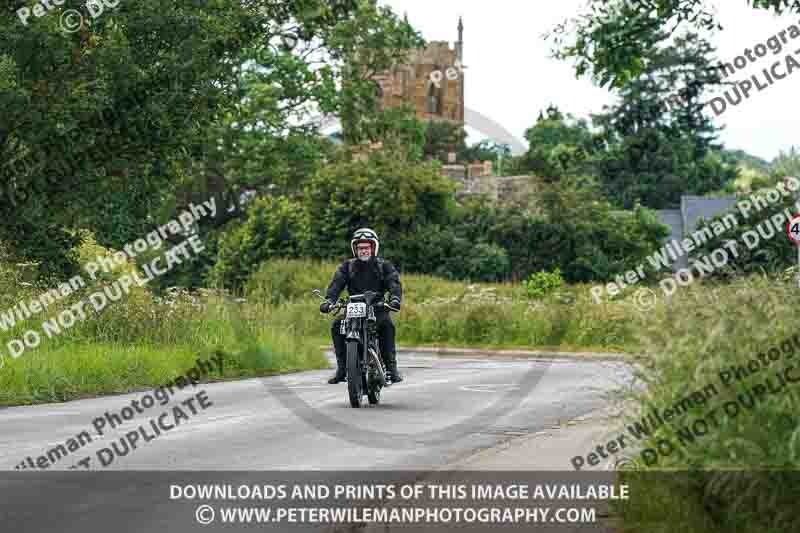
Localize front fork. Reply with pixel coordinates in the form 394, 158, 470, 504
345, 318, 367, 373
343, 315, 385, 384
365, 318, 387, 386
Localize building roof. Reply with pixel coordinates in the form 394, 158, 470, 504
681, 195, 738, 234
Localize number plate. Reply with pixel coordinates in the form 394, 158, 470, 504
346, 302, 366, 318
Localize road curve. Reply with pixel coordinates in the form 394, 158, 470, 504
0, 351, 632, 471
0, 351, 631, 533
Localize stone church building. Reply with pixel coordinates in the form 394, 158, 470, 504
368, 18, 506, 196
371, 17, 466, 125
367, 20, 750, 270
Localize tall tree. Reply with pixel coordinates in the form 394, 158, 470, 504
459, 140, 512, 173
590, 32, 738, 208
770, 146, 800, 180
178, 0, 423, 211
0, 0, 421, 281
423, 120, 467, 162
336, 3, 423, 145
521, 105, 599, 182
548, 0, 800, 88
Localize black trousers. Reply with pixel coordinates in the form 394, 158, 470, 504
331, 312, 396, 363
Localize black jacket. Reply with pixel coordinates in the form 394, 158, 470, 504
325, 257, 402, 306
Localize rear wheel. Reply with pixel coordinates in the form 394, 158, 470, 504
346, 342, 363, 408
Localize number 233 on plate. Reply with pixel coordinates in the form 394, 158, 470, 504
346, 303, 366, 317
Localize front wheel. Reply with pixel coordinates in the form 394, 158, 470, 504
346, 342, 363, 408
367, 347, 382, 405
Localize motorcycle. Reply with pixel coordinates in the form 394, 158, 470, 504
313, 289, 398, 408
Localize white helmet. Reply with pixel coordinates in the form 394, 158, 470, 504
351, 228, 379, 257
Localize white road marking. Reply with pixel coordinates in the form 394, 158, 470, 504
204, 414, 257, 423
459, 384, 521, 393
0, 411, 84, 420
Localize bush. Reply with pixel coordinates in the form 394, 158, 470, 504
393, 224, 509, 282
533, 179, 670, 282
524, 268, 563, 299
208, 196, 311, 290
464, 242, 510, 282
391, 181, 667, 284
304, 151, 456, 262
472, 180, 668, 283
693, 188, 798, 278
246, 259, 332, 305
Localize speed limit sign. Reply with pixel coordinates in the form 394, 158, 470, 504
787, 214, 800, 245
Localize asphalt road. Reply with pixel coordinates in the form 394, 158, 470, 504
0, 352, 632, 471
0, 352, 632, 533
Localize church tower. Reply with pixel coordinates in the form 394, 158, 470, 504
371, 18, 465, 125
456, 16, 463, 63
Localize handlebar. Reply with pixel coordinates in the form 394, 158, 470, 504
312, 289, 398, 314
376, 301, 400, 312
328, 300, 397, 314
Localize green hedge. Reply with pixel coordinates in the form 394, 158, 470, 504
201, 156, 667, 288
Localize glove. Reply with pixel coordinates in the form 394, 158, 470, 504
320, 300, 333, 313
388, 298, 401, 311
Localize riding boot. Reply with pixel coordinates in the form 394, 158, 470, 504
328, 351, 346, 384
329, 319, 347, 384
384, 351, 403, 383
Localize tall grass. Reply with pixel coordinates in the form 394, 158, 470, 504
1, 256, 638, 406
614, 276, 800, 532
259, 258, 800, 530
247, 258, 637, 351
4, 252, 797, 528
0, 260, 327, 406
624, 276, 800, 469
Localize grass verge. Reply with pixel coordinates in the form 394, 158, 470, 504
610, 276, 800, 532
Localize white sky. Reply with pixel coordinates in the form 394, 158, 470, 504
379, 0, 800, 162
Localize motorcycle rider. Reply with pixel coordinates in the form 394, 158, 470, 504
320, 228, 404, 384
